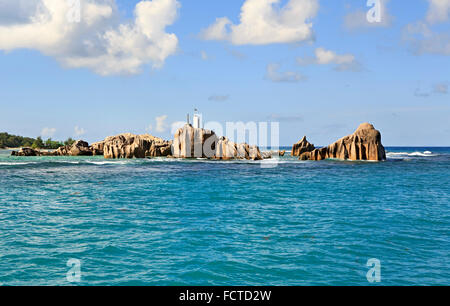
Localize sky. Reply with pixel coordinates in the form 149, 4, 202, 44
0, 0, 449, 146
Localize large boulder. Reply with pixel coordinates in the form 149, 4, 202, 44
236, 143, 250, 159
91, 141, 105, 156
249, 145, 263, 161
11, 147, 39, 156
55, 146, 69, 156
70, 140, 93, 156
292, 136, 315, 156
300, 123, 386, 161
215, 137, 238, 160
147, 141, 173, 157
102, 133, 172, 159
172, 124, 218, 158
214, 138, 263, 160
261, 151, 273, 160
55, 140, 93, 156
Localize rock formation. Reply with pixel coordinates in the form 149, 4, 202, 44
14, 134, 173, 159
11, 148, 59, 156
299, 123, 386, 161
102, 133, 172, 159
261, 151, 273, 159
215, 137, 238, 160
292, 136, 315, 157
172, 124, 264, 160
91, 141, 105, 156
214, 137, 262, 160
55, 140, 93, 156
11, 148, 39, 156
173, 124, 218, 158
11, 134, 172, 159
249, 145, 263, 161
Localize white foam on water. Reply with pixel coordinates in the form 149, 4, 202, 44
0, 162, 33, 165
86, 161, 129, 165
386, 151, 438, 158
55, 161, 81, 164
329, 158, 380, 163
409, 152, 438, 157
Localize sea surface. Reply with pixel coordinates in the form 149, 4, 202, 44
0, 147, 449, 286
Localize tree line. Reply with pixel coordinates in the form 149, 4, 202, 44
0, 132, 76, 149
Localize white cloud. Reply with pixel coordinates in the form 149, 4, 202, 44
226, 47, 247, 60
171, 121, 185, 134
297, 48, 362, 71
0, 0, 41, 25
403, 21, 450, 56
200, 0, 319, 45
209, 95, 230, 102
201, 17, 231, 41
434, 82, 448, 94
0, 0, 180, 76
314, 48, 355, 65
74, 126, 86, 137
267, 114, 303, 122
426, 0, 450, 24
402, 1, 450, 56
41, 127, 56, 138
155, 115, 168, 133
414, 81, 448, 97
344, 0, 393, 30
200, 50, 209, 60
265, 63, 306, 83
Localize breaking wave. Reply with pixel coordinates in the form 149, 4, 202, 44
387, 151, 439, 158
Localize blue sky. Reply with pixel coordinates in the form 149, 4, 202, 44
0, 0, 449, 146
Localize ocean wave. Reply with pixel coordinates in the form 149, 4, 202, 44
1, 160, 82, 165
85, 161, 130, 165
386, 151, 438, 158
55, 161, 81, 164
0, 162, 33, 166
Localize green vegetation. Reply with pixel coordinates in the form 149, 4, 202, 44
64, 138, 76, 146
0, 132, 35, 149
0, 132, 76, 150
31, 136, 44, 149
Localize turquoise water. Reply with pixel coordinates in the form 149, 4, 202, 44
0, 147, 449, 286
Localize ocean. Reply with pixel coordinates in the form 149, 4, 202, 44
0, 147, 449, 286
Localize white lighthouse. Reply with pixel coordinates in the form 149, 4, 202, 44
192, 109, 202, 129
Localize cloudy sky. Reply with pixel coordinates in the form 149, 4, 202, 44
0, 0, 449, 146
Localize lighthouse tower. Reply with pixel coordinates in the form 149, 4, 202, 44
193, 109, 202, 129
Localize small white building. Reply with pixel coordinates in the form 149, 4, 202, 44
192, 109, 202, 129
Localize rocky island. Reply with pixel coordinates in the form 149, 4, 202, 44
11, 124, 265, 161
292, 123, 386, 161
11, 122, 385, 162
